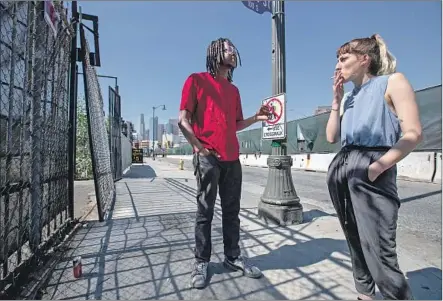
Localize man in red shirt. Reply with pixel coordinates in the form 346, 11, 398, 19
178, 38, 269, 289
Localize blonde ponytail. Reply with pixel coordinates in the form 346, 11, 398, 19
371, 34, 397, 75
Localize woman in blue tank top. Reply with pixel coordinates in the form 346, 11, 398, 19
326, 34, 422, 300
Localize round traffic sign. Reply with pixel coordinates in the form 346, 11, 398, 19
264, 98, 283, 125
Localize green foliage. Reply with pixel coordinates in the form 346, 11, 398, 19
75, 98, 93, 180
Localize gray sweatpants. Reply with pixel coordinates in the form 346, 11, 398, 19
326, 146, 413, 300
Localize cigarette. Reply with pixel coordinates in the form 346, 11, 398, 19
331, 69, 340, 79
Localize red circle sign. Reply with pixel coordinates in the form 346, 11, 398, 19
264, 98, 283, 125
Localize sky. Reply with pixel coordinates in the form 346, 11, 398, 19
75, 0, 442, 134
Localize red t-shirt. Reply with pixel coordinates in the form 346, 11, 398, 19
179, 72, 244, 162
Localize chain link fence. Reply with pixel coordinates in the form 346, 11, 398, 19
109, 86, 122, 181
79, 25, 115, 222
0, 0, 74, 293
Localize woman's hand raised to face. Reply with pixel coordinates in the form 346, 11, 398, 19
333, 70, 344, 104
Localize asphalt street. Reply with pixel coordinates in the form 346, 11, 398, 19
159, 156, 442, 268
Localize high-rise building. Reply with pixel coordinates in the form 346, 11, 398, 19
139, 113, 145, 141
167, 118, 179, 135
178, 130, 187, 145
149, 116, 158, 141
166, 123, 173, 135
157, 124, 165, 143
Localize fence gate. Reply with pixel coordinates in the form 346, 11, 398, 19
109, 86, 122, 181
0, 1, 73, 293
79, 25, 115, 222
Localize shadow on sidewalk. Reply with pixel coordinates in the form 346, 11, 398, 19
166, 177, 442, 300
165, 177, 355, 299
37, 172, 440, 300
406, 267, 442, 300
123, 164, 157, 179
39, 178, 289, 300
39, 216, 289, 300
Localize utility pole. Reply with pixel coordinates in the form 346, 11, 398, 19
152, 107, 155, 158
258, 0, 303, 225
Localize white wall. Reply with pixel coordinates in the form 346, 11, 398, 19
168, 152, 442, 183
121, 133, 132, 173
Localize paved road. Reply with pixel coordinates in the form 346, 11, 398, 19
159, 157, 442, 268
74, 180, 95, 219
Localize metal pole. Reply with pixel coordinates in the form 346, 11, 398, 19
152, 107, 155, 159
258, 0, 303, 226
67, 1, 78, 220
30, 1, 44, 252
76, 73, 117, 88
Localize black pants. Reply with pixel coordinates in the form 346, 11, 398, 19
193, 153, 242, 262
326, 147, 413, 300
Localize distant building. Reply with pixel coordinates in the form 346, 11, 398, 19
166, 123, 173, 135
167, 118, 179, 135
139, 113, 145, 140
149, 116, 158, 141
123, 120, 135, 143
178, 131, 187, 145
314, 106, 332, 115
157, 124, 165, 143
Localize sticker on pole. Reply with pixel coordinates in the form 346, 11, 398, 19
261, 93, 286, 140
44, 0, 59, 36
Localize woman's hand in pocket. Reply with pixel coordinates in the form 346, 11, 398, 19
367, 161, 386, 182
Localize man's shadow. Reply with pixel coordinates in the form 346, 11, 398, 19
250, 238, 349, 271
406, 267, 442, 300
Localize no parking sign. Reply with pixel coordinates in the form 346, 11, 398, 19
261, 93, 286, 140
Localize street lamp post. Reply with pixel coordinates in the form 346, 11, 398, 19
258, 1, 303, 225
241, 1, 303, 226
152, 104, 166, 159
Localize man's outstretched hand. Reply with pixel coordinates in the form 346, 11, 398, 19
255, 105, 270, 121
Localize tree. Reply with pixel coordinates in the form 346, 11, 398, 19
75, 98, 93, 180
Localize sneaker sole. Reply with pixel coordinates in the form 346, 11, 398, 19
223, 261, 262, 279
190, 279, 206, 290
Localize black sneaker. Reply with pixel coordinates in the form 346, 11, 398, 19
190, 261, 208, 289
224, 256, 262, 278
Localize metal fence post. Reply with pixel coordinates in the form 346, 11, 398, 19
79, 22, 115, 222
0, 1, 75, 293
68, 1, 78, 220
29, 1, 44, 253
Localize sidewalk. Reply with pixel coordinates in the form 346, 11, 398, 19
38, 159, 442, 300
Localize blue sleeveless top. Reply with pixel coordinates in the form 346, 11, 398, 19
340, 75, 401, 148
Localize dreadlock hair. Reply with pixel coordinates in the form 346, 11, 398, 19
206, 38, 242, 83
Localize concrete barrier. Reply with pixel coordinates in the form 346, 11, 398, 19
175, 155, 193, 160
167, 151, 442, 183
433, 152, 442, 182
241, 154, 268, 167
305, 153, 336, 172
396, 152, 434, 181
292, 154, 307, 169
